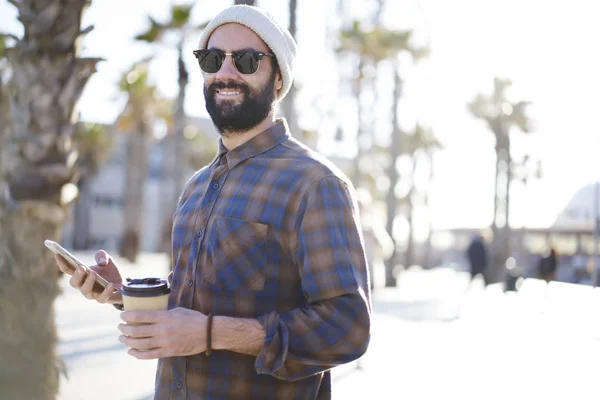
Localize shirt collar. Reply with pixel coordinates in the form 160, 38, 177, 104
217, 119, 290, 169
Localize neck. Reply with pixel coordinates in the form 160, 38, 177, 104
221, 113, 277, 151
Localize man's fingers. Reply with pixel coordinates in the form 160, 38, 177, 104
69, 266, 86, 288
55, 255, 73, 275
117, 323, 158, 338
96, 283, 115, 304
127, 348, 163, 360
119, 335, 158, 351
80, 269, 97, 298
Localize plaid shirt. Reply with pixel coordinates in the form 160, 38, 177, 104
155, 120, 371, 399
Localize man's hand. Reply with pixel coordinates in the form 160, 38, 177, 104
56, 249, 123, 304
118, 308, 208, 360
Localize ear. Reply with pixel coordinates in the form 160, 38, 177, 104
275, 69, 283, 91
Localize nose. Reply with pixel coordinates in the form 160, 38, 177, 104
214, 54, 239, 81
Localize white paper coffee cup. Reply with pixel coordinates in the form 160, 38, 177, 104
121, 277, 171, 312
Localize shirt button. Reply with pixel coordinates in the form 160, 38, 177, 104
188, 280, 193, 287
212, 182, 219, 190
197, 230, 203, 237
176, 381, 183, 389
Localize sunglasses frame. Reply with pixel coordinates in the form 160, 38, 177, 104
193, 49, 276, 75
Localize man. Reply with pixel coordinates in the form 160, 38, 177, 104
55, 5, 371, 400
466, 233, 488, 286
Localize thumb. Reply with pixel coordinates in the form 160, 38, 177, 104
94, 249, 112, 267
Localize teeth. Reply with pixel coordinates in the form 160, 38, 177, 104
219, 91, 240, 95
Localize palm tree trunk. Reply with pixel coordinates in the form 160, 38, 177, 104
0, 1, 99, 398
489, 134, 511, 284
120, 123, 151, 263
405, 159, 417, 268
504, 139, 512, 234
160, 45, 188, 256
385, 64, 402, 287
72, 176, 91, 250
405, 193, 415, 268
423, 149, 434, 268
0, 205, 65, 399
351, 59, 364, 186
493, 145, 501, 231
500, 137, 513, 278
280, 0, 300, 142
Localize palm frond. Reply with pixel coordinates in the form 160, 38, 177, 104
134, 16, 166, 43
170, 5, 193, 29
510, 101, 531, 133
469, 77, 533, 137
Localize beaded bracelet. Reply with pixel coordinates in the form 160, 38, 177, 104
206, 313, 213, 356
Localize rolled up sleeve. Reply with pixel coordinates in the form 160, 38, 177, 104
255, 176, 371, 381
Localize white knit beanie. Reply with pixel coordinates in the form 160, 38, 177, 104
197, 5, 297, 101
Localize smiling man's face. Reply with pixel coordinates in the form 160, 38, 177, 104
203, 23, 283, 135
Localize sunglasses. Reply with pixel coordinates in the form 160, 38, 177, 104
193, 49, 275, 75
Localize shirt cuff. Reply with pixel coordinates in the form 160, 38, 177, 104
254, 311, 288, 377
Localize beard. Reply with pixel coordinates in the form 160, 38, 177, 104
204, 72, 276, 135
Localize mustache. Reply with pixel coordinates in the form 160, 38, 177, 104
207, 81, 249, 95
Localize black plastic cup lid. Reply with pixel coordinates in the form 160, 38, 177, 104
121, 277, 171, 297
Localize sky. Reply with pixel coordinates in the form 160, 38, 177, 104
1, 0, 599, 233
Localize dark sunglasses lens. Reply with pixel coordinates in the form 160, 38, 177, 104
234, 52, 260, 74
199, 51, 222, 73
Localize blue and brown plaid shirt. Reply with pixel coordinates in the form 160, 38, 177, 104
155, 119, 371, 399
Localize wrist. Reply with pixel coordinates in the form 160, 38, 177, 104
211, 316, 227, 351
211, 316, 244, 351
211, 316, 265, 355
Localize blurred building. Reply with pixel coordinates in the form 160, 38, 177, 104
553, 182, 600, 233
432, 182, 599, 283
62, 117, 219, 253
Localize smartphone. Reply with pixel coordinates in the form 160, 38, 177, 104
45, 240, 110, 293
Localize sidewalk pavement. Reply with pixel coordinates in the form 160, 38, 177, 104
55, 255, 600, 399
333, 268, 600, 400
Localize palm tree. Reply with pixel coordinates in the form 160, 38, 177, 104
401, 125, 442, 268
338, 19, 428, 286
0, 2, 100, 398
384, 61, 403, 286
117, 60, 170, 262
71, 122, 115, 249
279, 0, 300, 141
380, 37, 427, 286
468, 77, 532, 282
337, 21, 372, 187
135, 4, 202, 255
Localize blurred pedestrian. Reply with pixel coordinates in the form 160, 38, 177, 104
537, 246, 558, 283
466, 233, 489, 287
456, 233, 490, 316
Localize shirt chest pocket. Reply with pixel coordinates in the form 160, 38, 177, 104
204, 217, 269, 291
